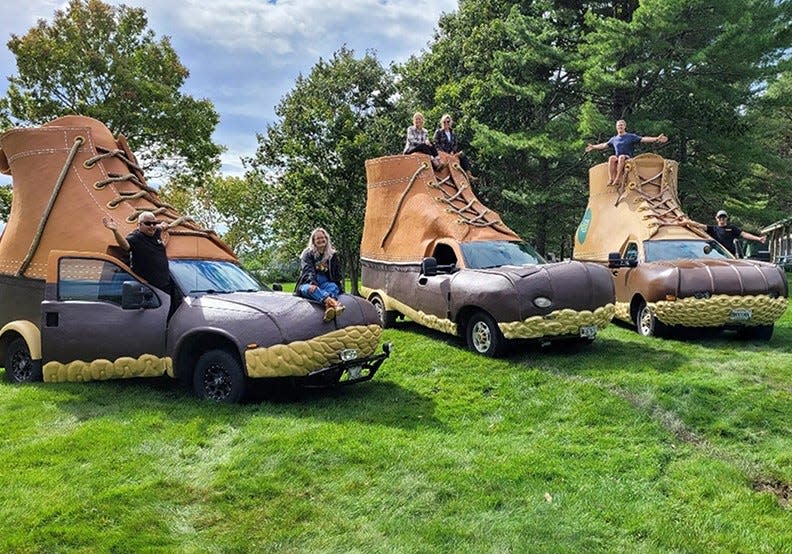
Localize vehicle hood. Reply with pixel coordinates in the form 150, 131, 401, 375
637, 258, 788, 299
169, 291, 381, 347
451, 260, 614, 321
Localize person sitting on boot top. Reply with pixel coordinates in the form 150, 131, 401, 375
433, 113, 476, 181
103, 211, 171, 293
585, 119, 668, 185
297, 227, 345, 322
680, 210, 766, 257
404, 112, 446, 171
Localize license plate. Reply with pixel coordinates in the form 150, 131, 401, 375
729, 308, 752, 321
579, 325, 597, 339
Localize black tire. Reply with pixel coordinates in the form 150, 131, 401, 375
370, 294, 397, 328
193, 349, 247, 403
634, 300, 666, 338
466, 311, 505, 357
4, 337, 41, 383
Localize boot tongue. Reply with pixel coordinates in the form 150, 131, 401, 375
44, 115, 119, 151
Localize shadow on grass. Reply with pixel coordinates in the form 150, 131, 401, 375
387, 319, 692, 375
20, 370, 443, 432
519, 335, 691, 375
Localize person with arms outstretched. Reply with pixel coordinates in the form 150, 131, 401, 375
585, 119, 668, 185
680, 210, 766, 257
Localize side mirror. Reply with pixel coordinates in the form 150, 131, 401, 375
121, 281, 158, 309
271, 282, 283, 292
608, 252, 637, 268
421, 257, 438, 277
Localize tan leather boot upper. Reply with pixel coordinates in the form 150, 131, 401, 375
361, 152, 520, 263
574, 153, 708, 261
0, 116, 235, 279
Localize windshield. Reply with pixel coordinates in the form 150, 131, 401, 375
643, 240, 733, 262
460, 241, 546, 269
170, 259, 263, 294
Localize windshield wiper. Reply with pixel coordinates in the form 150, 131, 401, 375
189, 288, 232, 295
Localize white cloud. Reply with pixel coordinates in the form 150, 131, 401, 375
0, 0, 457, 182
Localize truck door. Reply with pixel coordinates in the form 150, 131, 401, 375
41, 251, 169, 377
611, 241, 640, 302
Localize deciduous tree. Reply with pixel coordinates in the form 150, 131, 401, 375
246, 47, 398, 292
0, 0, 222, 180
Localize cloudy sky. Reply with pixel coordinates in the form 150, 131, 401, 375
0, 0, 457, 185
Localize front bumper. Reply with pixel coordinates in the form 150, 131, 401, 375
303, 342, 393, 388
498, 304, 615, 340
649, 294, 788, 327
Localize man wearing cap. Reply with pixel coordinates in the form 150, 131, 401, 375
681, 210, 766, 256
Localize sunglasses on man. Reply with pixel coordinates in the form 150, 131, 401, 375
141, 220, 158, 227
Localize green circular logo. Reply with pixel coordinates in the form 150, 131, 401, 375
577, 207, 592, 244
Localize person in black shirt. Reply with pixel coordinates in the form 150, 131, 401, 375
103, 212, 171, 291
681, 209, 766, 256
433, 114, 476, 180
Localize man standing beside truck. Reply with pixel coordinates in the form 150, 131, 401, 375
681, 210, 766, 257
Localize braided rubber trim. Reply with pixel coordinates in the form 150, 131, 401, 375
245, 324, 382, 378
614, 302, 632, 323
499, 304, 615, 340
650, 294, 788, 326
376, 293, 458, 335
43, 353, 172, 382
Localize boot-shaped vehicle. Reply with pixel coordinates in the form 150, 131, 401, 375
359, 152, 615, 356
574, 153, 788, 339
0, 116, 390, 401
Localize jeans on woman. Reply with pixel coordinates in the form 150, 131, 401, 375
298, 273, 340, 303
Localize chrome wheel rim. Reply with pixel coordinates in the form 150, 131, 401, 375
471, 321, 492, 353
638, 306, 654, 336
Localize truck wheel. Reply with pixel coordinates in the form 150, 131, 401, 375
466, 311, 505, 357
193, 349, 247, 403
4, 337, 41, 383
635, 300, 666, 337
370, 294, 397, 328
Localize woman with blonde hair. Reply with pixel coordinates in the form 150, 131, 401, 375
403, 112, 446, 171
296, 228, 345, 321
433, 113, 475, 180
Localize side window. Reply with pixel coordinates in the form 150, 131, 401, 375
624, 242, 639, 261
58, 258, 137, 305
433, 243, 458, 268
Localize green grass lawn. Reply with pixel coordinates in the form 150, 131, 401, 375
1, 304, 790, 552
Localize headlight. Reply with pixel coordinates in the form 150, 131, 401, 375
533, 296, 552, 308
340, 348, 358, 361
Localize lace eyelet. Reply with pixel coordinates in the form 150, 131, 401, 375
83, 160, 96, 169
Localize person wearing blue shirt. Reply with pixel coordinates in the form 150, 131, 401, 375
585, 119, 668, 185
